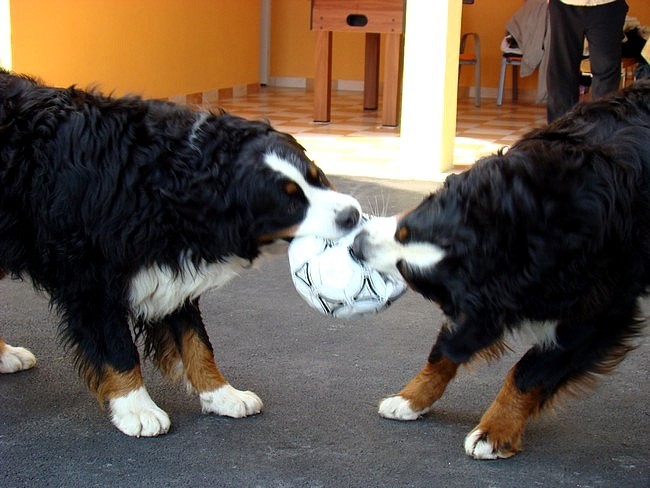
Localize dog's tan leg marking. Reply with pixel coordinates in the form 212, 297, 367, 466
464, 368, 544, 459
102, 365, 171, 437
0, 337, 37, 373
181, 329, 263, 418
147, 326, 184, 382
379, 358, 459, 420
99, 365, 145, 400
147, 326, 230, 391
180, 329, 228, 392
399, 358, 459, 410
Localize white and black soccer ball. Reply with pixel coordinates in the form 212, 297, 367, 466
288, 223, 407, 319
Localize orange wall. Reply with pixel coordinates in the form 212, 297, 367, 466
10, 0, 260, 99
9, 0, 650, 99
271, 0, 313, 79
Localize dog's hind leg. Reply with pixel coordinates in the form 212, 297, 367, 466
147, 299, 263, 418
0, 337, 36, 373
464, 297, 643, 460
463, 367, 543, 459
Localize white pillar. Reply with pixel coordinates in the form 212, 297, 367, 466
399, 0, 462, 178
0, 0, 11, 70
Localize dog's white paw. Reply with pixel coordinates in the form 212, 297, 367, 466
378, 395, 429, 420
0, 344, 37, 373
464, 428, 517, 460
109, 386, 171, 437
200, 384, 263, 418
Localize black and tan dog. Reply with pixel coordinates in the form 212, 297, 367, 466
353, 82, 649, 459
0, 70, 361, 436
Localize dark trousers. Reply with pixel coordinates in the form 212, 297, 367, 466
546, 0, 628, 123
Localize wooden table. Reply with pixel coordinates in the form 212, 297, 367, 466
311, 0, 405, 127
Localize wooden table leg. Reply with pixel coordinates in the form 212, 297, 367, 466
364, 33, 380, 111
314, 30, 332, 123
382, 33, 402, 127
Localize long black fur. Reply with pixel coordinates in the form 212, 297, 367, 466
0, 70, 342, 388
397, 81, 649, 398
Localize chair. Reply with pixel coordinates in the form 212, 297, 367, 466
579, 57, 639, 90
497, 52, 522, 106
459, 32, 481, 107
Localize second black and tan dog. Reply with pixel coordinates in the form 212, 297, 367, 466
353, 82, 650, 459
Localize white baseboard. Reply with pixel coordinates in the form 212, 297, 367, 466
268, 77, 308, 89
269, 77, 365, 92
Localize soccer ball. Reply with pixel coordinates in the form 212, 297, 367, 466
288, 225, 407, 319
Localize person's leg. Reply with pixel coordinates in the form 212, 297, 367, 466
585, 0, 628, 99
546, 0, 585, 123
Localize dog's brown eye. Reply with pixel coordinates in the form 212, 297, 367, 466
284, 181, 299, 195
396, 225, 410, 243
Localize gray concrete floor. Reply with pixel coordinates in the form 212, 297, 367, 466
1, 176, 648, 487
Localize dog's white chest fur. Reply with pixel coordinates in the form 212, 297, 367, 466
128, 256, 248, 321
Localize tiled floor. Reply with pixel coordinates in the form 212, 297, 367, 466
215, 87, 547, 181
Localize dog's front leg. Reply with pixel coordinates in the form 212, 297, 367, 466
150, 300, 263, 418
378, 315, 502, 420
65, 298, 170, 437
104, 364, 171, 437
379, 341, 459, 420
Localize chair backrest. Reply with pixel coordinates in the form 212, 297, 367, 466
459, 32, 480, 64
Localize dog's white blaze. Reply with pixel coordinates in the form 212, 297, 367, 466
109, 386, 171, 437
263, 152, 362, 239
129, 255, 248, 321
361, 216, 445, 277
